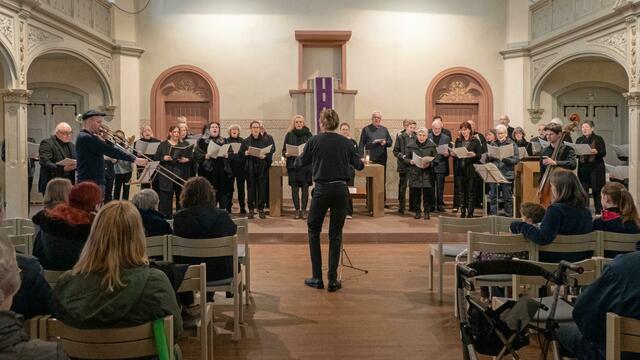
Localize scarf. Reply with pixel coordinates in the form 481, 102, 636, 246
601, 207, 621, 221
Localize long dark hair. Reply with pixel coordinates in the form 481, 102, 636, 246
458, 121, 473, 141
550, 170, 588, 208
166, 125, 179, 140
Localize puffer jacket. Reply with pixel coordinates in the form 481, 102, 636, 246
404, 139, 437, 188
0, 311, 68, 359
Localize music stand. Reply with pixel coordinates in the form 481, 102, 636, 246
134, 161, 160, 185
339, 243, 368, 281
474, 163, 510, 216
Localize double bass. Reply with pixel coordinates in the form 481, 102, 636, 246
536, 113, 581, 207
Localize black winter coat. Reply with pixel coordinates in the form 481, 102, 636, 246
11, 255, 53, 319
282, 127, 313, 186
404, 139, 437, 188
428, 132, 451, 175
244, 134, 273, 177
226, 136, 247, 177
0, 311, 68, 360
197, 136, 231, 192
155, 140, 193, 192
138, 208, 173, 236
38, 135, 76, 193
453, 137, 482, 178
392, 130, 415, 174
173, 205, 237, 281
576, 132, 606, 190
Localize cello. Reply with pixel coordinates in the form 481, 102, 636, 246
536, 113, 581, 207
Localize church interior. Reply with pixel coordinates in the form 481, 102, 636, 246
2, 0, 640, 359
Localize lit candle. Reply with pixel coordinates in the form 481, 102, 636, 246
365, 155, 370, 163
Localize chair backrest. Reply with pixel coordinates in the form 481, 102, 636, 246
467, 232, 537, 263
39, 315, 174, 360
9, 234, 32, 255
598, 231, 639, 258
16, 218, 35, 236
146, 235, 168, 260
233, 217, 249, 243
177, 263, 206, 329
168, 235, 237, 260
439, 216, 493, 235
512, 258, 599, 298
0, 218, 17, 236
493, 216, 515, 234
607, 313, 640, 360
538, 233, 598, 259
44, 270, 67, 289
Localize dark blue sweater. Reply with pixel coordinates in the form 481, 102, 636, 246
76, 130, 136, 185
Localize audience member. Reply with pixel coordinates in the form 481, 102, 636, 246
132, 189, 173, 237
558, 251, 640, 359
520, 202, 545, 225
0, 237, 68, 359
510, 170, 592, 262
42, 177, 72, 209
593, 182, 640, 235
283, 115, 313, 219
32, 182, 102, 270
405, 128, 437, 220
53, 201, 183, 346
173, 177, 237, 282
392, 119, 416, 214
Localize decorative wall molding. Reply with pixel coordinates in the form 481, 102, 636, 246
27, 25, 61, 52
437, 79, 479, 103
530, 0, 619, 41
527, 108, 545, 123
0, 13, 14, 45
88, 49, 111, 78
627, 16, 637, 88
587, 29, 627, 57
532, 53, 559, 80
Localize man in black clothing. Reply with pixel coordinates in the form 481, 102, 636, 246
392, 119, 416, 214
498, 114, 515, 140
428, 119, 451, 212
38, 122, 76, 194
430, 116, 452, 139
540, 122, 577, 173
75, 110, 147, 195
296, 109, 364, 292
359, 111, 392, 206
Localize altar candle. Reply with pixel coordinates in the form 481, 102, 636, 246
365, 155, 370, 163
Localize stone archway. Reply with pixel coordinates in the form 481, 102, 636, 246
426, 67, 493, 134
150, 65, 219, 137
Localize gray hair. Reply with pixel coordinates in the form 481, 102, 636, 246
550, 117, 563, 126
131, 189, 160, 211
495, 124, 508, 133
0, 236, 20, 305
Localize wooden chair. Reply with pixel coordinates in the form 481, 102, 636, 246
169, 234, 244, 341
493, 215, 516, 234
9, 234, 33, 255
598, 231, 639, 258
1, 217, 35, 236
233, 217, 251, 304
44, 270, 66, 289
538, 233, 598, 262
25, 315, 40, 339
607, 313, 640, 359
38, 315, 175, 360
146, 235, 169, 260
431, 216, 493, 303
177, 263, 214, 360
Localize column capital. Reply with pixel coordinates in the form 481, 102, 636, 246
1, 88, 31, 103
624, 91, 640, 106
527, 108, 544, 123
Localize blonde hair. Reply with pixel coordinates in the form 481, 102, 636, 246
288, 115, 305, 132
43, 177, 72, 206
72, 201, 148, 291
0, 236, 19, 305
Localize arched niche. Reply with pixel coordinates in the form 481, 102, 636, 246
150, 65, 220, 137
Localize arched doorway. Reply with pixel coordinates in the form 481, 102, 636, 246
425, 67, 494, 203
150, 65, 219, 137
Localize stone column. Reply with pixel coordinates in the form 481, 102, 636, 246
625, 91, 640, 201
2, 89, 31, 218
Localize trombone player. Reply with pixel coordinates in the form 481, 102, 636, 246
75, 110, 148, 196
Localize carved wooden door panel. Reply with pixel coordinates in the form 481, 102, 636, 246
165, 102, 210, 135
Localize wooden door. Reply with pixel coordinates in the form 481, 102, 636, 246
165, 101, 210, 135
435, 103, 480, 204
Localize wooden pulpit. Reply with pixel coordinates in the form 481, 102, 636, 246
515, 158, 541, 217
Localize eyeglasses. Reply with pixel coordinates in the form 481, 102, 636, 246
58, 131, 73, 136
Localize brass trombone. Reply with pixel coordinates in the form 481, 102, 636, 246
98, 125, 187, 187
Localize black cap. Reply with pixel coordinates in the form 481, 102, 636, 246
81, 110, 106, 121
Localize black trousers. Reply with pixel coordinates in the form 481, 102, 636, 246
291, 185, 310, 211
307, 182, 348, 281
434, 173, 446, 208
159, 185, 182, 219
113, 172, 132, 200
455, 173, 475, 215
104, 176, 114, 203
247, 173, 267, 211
228, 174, 246, 212
398, 172, 409, 211
580, 179, 603, 214
410, 187, 433, 213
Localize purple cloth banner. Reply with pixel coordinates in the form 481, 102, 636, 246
314, 77, 334, 134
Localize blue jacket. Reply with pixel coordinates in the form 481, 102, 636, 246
573, 252, 640, 359
75, 130, 136, 185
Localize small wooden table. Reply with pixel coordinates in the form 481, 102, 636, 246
268, 163, 385, 217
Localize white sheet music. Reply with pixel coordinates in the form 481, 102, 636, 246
230, 142, 242, 154
248, 144, 273, 157
518, 147, 528, 157
412, 152, 434, 169
487, 144, 514, 160
451, 147, 474, 158
473, 163, 510, 184
436, 144, 449, 155
285, 143, 306, 156
134, 141, 160, 155
56, 158, 76, 167
564, 141, 593, 156
207, 142, 230, 158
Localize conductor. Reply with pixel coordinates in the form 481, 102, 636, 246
295, 109, 364, 292
75, 110, 148, 195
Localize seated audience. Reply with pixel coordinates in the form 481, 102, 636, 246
42, 177, 72, 209
520, 202, 545, 225
593, 182, 640, 234
558, 251, 640, 359
53, 201, 183, 350
173, 177, 237, 282
32, 182, 102, 270
510, 170, 593, 262
11, 254, 53, 319
132, 189, 173, 237
0, 237, 68, 359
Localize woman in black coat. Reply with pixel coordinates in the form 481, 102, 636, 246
226, 124, 247, 214
134, 125, 161, 190
245, 120, 273, 219
575, 121, 606, 214
339, 123, 359, 218
197, 122, 232, 210
404, 128, 437, 220
154, 125, 192, 218
452, 121, 482, 218
282, 115, 313, 219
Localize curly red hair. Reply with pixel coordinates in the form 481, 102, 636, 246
46, 182, 102, 224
